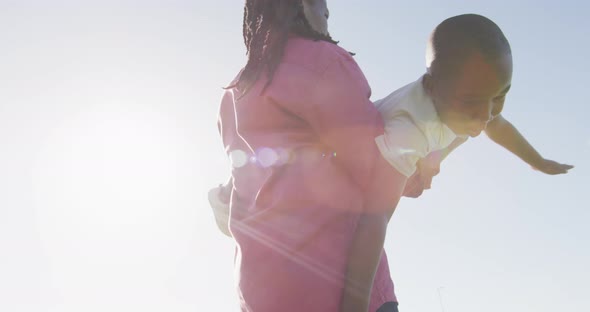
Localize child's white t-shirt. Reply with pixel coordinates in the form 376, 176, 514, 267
374, 76, 457, 177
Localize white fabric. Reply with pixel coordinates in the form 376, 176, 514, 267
208, 186, 231, 237
374, 76, 457, 177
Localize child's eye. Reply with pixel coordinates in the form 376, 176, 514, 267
493, 95, 506, 102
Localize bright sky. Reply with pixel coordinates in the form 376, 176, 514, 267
1, 1, 588, 312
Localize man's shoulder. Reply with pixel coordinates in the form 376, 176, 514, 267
283, 37, 354, 74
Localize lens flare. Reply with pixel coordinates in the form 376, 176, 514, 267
229, 149, 248, 168
257, 147, 279, 168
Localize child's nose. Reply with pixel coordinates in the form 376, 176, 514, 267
469, 109, 493, 135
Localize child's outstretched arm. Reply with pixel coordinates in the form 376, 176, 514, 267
485, 114, 574, 175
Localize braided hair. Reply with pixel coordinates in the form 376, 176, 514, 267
229, 0, 339, 94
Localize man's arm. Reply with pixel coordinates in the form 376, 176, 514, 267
340, 158, 406, 312
340, 213, 389, 312
485, 114, 573, 175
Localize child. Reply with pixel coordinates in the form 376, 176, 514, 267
397, 14, 573, 196
210, 13, 573, 312
210, 13, 572, 234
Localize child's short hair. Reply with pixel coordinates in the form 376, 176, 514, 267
426, 14, 512, 79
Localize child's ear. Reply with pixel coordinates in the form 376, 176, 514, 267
422, 72, 434, 96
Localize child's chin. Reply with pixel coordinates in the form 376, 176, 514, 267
467, 129, 484, 137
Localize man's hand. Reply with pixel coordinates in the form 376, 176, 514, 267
402, 152, 442, 198
532, 159, 574, 175
402, 172, 427, 198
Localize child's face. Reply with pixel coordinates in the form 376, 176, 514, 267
429, 51, 513, 137
302, 0, 329, 36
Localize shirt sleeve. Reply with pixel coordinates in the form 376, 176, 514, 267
277, 55, 407, 213
375, 117, 428, 177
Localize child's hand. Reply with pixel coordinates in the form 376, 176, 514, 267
532, 159, 574, 175
208, 186, 232, 237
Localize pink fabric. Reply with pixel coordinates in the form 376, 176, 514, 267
218, 37, 400, 312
